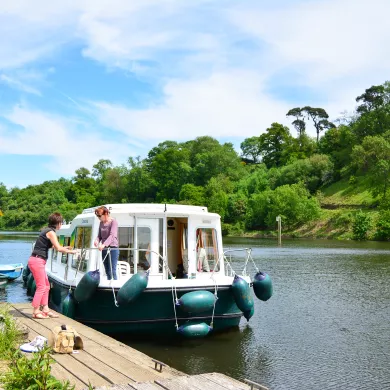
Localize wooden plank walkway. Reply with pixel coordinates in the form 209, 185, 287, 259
9, 304, 183, 390
94, 373, 252, 390
9, 304, 261, 390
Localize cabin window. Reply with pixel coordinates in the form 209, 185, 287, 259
195, 228, 219, 273
71, 226, 92, 272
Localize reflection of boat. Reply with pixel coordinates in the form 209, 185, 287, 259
0, 263, 24, 280
37, 204, 272, 337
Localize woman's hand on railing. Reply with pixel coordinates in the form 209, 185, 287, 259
63, 246, 77, 255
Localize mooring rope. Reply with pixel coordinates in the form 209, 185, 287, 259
210, 274, 219, 329
247, 249, 259, 273
69, 249, 87, 292
103, 248, 119, 307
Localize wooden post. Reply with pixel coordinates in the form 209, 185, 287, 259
276, 215, 282, 246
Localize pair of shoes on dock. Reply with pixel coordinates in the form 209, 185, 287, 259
32, 311, 59, 319
20, 336, 47, 353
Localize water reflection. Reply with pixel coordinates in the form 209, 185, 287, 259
0, 237, 32, 304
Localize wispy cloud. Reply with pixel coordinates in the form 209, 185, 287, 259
94, 71, 290, 141
0, 0, 389, 162
0, 74, 41, 95
0, 105, 133, 175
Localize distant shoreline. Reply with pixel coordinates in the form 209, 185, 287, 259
0, 231, 38, 236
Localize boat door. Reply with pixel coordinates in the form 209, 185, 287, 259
134, 217, 164, 276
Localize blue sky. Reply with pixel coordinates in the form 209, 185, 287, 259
1, 0, 389, 188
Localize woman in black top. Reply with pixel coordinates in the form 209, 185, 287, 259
28, 213, 76, 319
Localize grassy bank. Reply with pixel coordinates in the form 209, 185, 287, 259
225, 175, 390, 241
228, 208, 382, 240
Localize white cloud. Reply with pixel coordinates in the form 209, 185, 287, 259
229, 0, 390, 91
0, 105, 132, 175
0, 1, 77, 69
83, 0, 390, 139
94, 71, 290, 140
1, 0, 390, 145
0, 74, 41, 95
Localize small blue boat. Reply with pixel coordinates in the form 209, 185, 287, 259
0, 263, 24, 281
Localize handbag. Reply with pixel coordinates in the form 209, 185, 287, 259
48, 324, 83, 354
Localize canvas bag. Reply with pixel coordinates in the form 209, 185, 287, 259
48, 324, 83, 354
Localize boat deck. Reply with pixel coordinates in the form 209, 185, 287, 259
9, 304, 259, 390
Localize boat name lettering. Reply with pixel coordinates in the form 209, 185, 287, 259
82, 219, 89, 224
202, 219, 211, 224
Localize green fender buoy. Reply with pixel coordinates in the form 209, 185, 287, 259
117, 272, 149, 305
26, 273, 34, 294
22, 266, 30, 283
231, 274, 254, 313
253, 272, 273, 301
74, 270, 100, 303
62, 291, 76, 319
31, 279, 37, 296
244, 306, 254, 321
176, 290, 216, 314
177, 321, 212, 338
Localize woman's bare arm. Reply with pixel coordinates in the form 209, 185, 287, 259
46, 231, 76, 254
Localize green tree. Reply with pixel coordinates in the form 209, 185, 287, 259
147, 141, 191, 202
246, 183, 320, 230
0, 182, 7, 211
240, 136, 262, 163
179, 184, 206, 206
126, 157, 156, 202
318, 125, 354, 177
275, 154, 334, 193
353, 82, 390, 140
92, 159, 113, 182
187, 136, 244, 185
235, 164, 270, 196
374, 210, 390, 241
352, 210, 371, 240
289, 134, 317, 161
350, 132, 390, 200
100, 166, 129, 203
204, 176, 231, 219
259, 123, 293, 168
226, 192, 248, 223
301, 106, 335, 142
286, 107, 306, 137
71, 168, 98, 209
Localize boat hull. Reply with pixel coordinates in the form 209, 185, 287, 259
0, 263, 23, 281
48, 276, 243, 335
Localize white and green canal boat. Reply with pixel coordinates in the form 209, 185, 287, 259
25, 204, 273, 338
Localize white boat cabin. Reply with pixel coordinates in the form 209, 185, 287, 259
47, 204, 228, 287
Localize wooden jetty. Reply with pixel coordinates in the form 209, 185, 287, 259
8, 304, 266, 390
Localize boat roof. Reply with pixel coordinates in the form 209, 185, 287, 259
81, 203, 213, 216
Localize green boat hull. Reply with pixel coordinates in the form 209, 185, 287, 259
48, 277, 243, 335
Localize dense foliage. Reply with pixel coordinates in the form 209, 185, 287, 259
1, 81, 390, 240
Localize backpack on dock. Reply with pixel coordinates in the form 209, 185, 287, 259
49, 325, 83, 354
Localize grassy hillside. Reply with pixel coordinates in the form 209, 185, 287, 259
289, 176, 381, 239
239, 176, 383, 241
320, 177, 375, 208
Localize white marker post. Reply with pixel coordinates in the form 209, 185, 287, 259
276, 215, 282, 246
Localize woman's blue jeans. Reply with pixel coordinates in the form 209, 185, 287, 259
102, 248, 119, 280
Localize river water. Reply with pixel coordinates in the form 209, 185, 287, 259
1, 232, 389, 390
